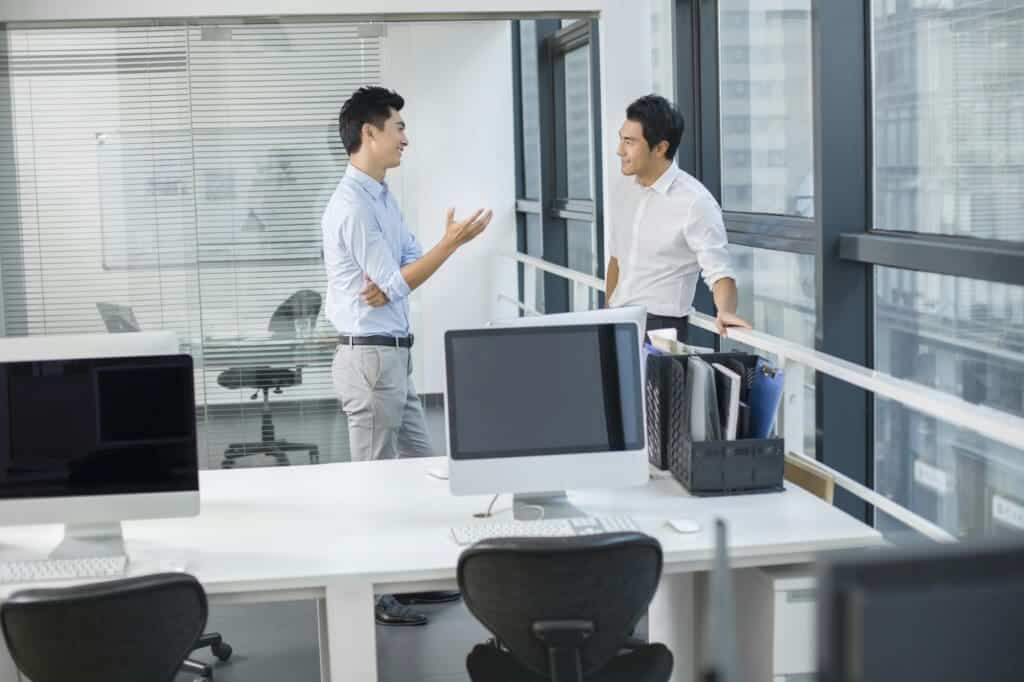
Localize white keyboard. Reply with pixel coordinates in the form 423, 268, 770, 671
451, 516, 639, 546
0, 555, 127, 584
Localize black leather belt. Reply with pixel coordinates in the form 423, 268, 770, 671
338, 334, 414, 348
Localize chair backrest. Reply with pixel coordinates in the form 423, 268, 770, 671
268, 289, 322, 337
458, 532, 663, 679
1, 572, 208, 682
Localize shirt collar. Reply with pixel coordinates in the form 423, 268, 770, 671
638, 163, 681, 196
345, 164, 387, 201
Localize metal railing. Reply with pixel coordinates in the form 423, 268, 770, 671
503, 252, 1024, 543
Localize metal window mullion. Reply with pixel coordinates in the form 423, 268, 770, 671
536, 19, 567, 313
812, 0, 873, 523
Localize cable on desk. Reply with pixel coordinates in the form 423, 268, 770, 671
474, 495, 501, 518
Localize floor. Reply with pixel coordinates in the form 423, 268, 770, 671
177, 401, 488, 682
178, 598, 490, 682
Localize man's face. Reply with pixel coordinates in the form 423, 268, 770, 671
616, 119, 652, 177
364, 107, 408, 169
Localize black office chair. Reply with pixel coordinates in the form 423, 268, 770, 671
0, 572, 231, 681
219, 289, 322, 468
458, 532, 674, 682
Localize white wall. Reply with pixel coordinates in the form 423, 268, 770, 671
381, 21, 518, 394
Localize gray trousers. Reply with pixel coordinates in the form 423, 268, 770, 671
332, 344, 434, 462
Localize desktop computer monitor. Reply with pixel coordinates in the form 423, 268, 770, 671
817, 539, 1024, 682
0, 336, 198, 559
444, 312, 648, 518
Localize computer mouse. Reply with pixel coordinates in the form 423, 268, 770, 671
666, 519, 700, 534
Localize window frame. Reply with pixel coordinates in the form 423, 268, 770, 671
512, 18, 603, 314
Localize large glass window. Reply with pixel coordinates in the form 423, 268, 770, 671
512, 19, 602, 315
717, 0, 814, 216
874, 268, 1024, 538
563, 45, 593, 202
872, 0, 1024, 239
519, 22, 541, 200
650, 0, 675, 98
726, 244, 817, 457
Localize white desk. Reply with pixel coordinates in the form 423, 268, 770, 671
0, 458, 881, 682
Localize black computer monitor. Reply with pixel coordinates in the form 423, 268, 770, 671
817, 538, 1024, 682
0, 354, 199, 532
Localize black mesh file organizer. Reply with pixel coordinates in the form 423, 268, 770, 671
645, 352, 784, 495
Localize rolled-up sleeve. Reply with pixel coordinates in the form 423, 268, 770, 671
339, 209, 411, 302
400, 218, 424, 266
682, 195, 735, 289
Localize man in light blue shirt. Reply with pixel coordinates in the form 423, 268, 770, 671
322, 86, 491, 626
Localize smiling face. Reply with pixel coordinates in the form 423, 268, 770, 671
363, 108, 408, 170
617, 118, 661, 178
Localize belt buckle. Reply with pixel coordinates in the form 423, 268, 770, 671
394, 336, 400, 349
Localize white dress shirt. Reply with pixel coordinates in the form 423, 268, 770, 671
321, 165, 423, 336
608, 163, 735, 318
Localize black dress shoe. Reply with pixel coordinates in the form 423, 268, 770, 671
393, 590, 462, 606
375, 595, 428, 626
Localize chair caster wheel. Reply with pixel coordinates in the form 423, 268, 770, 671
212, 642, 233, 661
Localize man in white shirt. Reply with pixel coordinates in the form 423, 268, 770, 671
607, 95, 750, 340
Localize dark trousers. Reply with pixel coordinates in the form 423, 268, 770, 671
645, 313, 690, 344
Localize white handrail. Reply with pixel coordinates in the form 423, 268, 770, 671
497, 294, 542, 317
504, 251, 1024, 541
786, 451, 956, 542
506, 251, 1024, 452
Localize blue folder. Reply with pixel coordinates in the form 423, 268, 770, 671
749, 358, 784, 439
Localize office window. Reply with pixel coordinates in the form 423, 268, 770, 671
874, 267, 1024, 538
566, 219, 599, 311
1, 21, 381, 468
650, 0, 675, 98
525, 214, 545, 313
871, 0, 1024, 239
725, 245, 816, 457
519, 21, 542, 201
717, 0, 814, 217
563, 45, 593, 202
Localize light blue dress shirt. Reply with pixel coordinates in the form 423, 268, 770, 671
321, 164, 423, 336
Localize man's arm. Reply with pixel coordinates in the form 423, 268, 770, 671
360, 208, 493, 306
681, 197, 752, 337
711, 277, 750, 336
605, 256, 620, 305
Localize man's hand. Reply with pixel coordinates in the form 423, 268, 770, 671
443, 207, 493, 248
715, 310, 751, 337
360, 275, 389, 307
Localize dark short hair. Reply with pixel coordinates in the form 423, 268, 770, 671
339, 86, 405, 155
625, 95, 685, 160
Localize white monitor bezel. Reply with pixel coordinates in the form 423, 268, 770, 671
445, 307, 649, 497
0, 332, 200, 528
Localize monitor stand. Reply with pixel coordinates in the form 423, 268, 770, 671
50, 522, 128, 560
513, 491, 585, 521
